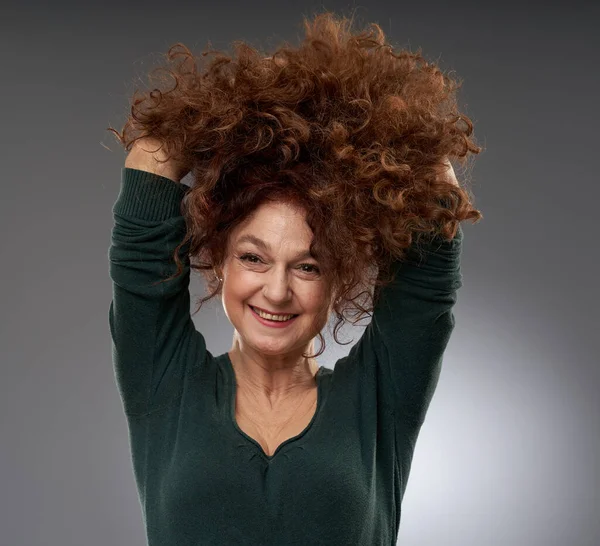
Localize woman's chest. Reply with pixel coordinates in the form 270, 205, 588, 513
234, 387, 318, 457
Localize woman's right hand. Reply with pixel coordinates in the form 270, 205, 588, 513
124, 137, 191, 183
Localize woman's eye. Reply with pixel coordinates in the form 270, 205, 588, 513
300, 264, 320, 274
239, 254, 319, 274
239, 253, 261, 264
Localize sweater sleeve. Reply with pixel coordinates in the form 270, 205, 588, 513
360, 224, 464, 427
108, 167, 207, 417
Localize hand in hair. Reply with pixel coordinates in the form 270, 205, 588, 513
125, 137, 191, 183
440, 157, 459, 187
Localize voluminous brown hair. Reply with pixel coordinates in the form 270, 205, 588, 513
107, 11, 483, 359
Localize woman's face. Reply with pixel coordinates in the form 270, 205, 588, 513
220, 200, 332, 359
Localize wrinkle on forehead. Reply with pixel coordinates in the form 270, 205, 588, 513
231, 201, 314, 255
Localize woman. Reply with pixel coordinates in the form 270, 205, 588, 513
107, 12, 482, 545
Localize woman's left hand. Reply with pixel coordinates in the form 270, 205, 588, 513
441, 157, 459, 186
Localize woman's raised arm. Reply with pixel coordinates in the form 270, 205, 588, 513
108, 147, 206, 418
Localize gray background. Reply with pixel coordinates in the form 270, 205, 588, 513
1, 1, 598, 544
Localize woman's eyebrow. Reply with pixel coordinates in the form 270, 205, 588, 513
236, 234, 314, 259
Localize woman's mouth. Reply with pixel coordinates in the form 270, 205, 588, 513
249, 305, 300, 328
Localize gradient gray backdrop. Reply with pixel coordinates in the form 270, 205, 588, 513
2, 1, 598, 544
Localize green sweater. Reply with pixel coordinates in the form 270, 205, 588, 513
108, 167, 463, 545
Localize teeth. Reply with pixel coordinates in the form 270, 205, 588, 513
251, 306, 295, 321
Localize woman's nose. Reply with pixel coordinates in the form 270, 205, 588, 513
263, 269, 292, 301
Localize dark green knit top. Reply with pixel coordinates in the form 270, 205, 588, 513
108, 167, 463, 545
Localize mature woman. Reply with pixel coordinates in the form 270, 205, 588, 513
107, 12, 482, 545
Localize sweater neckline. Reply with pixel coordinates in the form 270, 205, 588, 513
222, 352, 326, 462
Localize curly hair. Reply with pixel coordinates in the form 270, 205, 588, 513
107, 11, 483, 360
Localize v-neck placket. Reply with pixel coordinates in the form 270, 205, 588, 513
222, 352, 326, 462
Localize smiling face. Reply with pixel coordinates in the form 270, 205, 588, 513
219, 199, 332, 360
